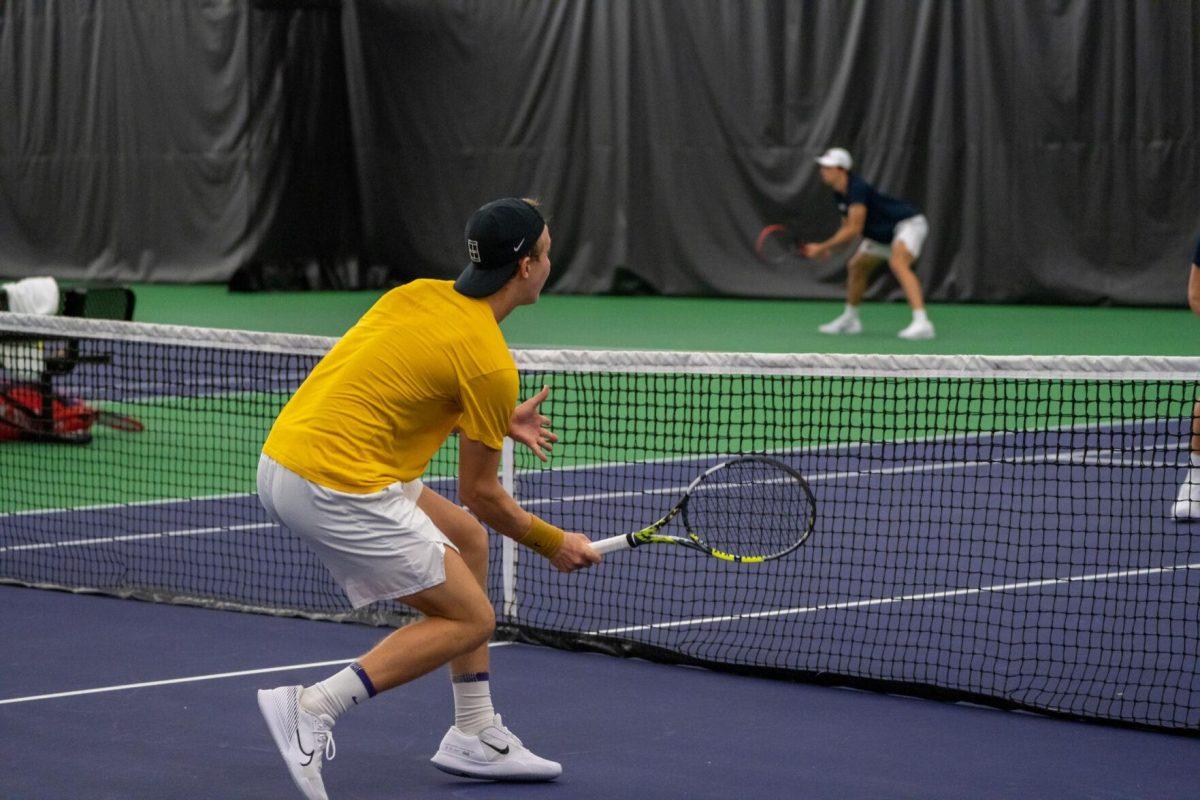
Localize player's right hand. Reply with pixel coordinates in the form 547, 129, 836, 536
551, 532, 602, 573
802, 242, 827, 260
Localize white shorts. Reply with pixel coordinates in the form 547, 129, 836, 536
857, 214, 929, 260
256, 454, 457, 608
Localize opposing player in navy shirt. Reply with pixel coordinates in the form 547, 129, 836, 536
802, 148, 935, 340
1172, 236, 1200, 520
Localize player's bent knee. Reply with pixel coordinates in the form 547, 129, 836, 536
463, 600, 496, 648
454, 572, 495, 637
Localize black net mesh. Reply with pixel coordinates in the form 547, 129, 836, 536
1, 315, 1197, 732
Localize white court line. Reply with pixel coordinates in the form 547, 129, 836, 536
0, 417, 1173, 520
520, 441, 1184, 509
0, 490, 256, 519
0, 522, 274, 554
5, 442, 1184, 550
0, 643, 513, 706
589, 562, 1200, 637
0, 475, 460, 520
512, 415, 1177, 476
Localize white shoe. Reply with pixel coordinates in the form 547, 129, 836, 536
818, 313, 862, 335
431, 714, 562, 782
1173, 472, 1200, 521
897, 319, 935, 340
257, 686, 336, 800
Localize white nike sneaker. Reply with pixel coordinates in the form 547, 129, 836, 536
1173, 471, 1200, 521
897, 319, 935, 340
257, 686, 336, 800
818, 313, 862, 335
431, 714, 562, 781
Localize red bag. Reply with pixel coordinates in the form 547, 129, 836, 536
0, 382, 142, 442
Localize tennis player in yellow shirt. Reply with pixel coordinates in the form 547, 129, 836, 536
255, 198, 600, 799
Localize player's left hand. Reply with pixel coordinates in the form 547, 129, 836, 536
802, 243, 828, 260
552, 532, 602, 573
510, 385, 558, 461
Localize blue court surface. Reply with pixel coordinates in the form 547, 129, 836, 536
6, 417, 1199, 732
2, 582, 1198, 800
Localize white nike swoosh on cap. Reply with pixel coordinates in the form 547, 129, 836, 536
512, 238, 525, 252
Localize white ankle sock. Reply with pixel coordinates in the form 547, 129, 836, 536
300, 662, 376, 721
452, 672, 495, 735
912, 309, 929, 323
843, 304, 859, 319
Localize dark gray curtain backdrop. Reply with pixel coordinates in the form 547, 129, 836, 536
1, 1, 1198, 303
0, 2, 253, 281
344, 0, 1200, 303
234, 0, 368, 290
0, 0, 362, 285
341, 0, 631, 290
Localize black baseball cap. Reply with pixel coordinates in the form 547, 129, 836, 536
454, 198, 546, 298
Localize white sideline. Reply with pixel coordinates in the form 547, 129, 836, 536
0, 522, 273, 554
1, 441, 1184, 552
0, 643, 513, 706
0, 416, 1174, 519
589, 562, 1200, 637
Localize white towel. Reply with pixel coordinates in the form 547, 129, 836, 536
0, 276, 60, 379
2, 276, 60, 315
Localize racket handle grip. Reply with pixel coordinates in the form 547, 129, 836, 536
590, 534, 634, 555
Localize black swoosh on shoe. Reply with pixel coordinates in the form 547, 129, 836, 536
482, 740, 510, 755
296, 728, 315, 766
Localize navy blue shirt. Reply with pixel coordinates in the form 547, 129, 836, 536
834, 173, 920, 243
1194, 236, 1200, 267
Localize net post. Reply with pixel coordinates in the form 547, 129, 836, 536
500, 436, 517, 621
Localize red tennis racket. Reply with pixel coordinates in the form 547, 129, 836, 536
755, 224, 801, 264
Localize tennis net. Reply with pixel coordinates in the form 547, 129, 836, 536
1, 312, 1197, 733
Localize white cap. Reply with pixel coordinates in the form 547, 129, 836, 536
815, 147, 852, 170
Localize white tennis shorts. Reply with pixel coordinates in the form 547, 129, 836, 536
857, 214, 929, 260
256, 454, 457, 608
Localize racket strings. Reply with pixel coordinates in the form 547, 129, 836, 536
754, 225, 799, 264
683, 458, 814, 558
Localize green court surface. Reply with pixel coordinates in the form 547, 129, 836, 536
2, 364, 1190, 515
0, 395, 277, 514
127, 283, 1197, 357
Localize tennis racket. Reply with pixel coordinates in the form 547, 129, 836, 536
590, 455, 816, 563
755, 223, 801, 264
95, 410, 144, 432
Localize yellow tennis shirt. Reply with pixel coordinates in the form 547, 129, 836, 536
262, 279, 517, 493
